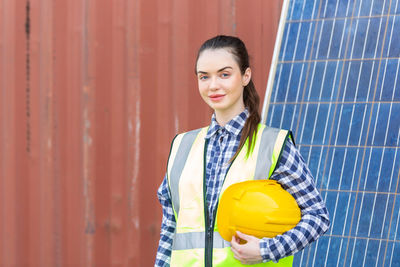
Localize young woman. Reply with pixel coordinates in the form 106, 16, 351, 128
155, 35, 330, 266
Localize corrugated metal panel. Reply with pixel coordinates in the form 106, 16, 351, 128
0, 0, 283, 266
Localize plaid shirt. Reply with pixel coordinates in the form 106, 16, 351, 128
155, 110, 330, 266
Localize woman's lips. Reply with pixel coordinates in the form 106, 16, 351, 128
209, 94, 225, 102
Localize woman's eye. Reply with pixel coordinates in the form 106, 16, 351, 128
221, 73, 230, 78
199, 76, 208, 80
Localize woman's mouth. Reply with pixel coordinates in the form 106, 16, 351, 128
209, 94, 225, 102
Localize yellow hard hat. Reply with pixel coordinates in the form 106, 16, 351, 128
217, 180, 301, 242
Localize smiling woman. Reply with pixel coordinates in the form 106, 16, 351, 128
155, 35, 330, 267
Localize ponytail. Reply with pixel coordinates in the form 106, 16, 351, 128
231, 80, 260, 161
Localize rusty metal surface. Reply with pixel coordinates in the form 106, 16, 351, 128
0, 0, 283, 266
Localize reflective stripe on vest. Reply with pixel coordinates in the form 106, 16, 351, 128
172, 231, 230, 250
167, 124, 293, 266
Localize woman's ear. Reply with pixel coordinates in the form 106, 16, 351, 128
242, 67, 252, 86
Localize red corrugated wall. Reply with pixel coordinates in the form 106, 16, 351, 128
0, 0, 283, 266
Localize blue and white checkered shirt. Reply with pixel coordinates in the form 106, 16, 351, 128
155, 110, 330, 266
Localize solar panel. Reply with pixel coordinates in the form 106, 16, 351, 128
262, 0, 400, 266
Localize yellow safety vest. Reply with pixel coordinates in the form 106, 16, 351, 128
166, 123, 294, 267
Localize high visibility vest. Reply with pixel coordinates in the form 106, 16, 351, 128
166, 123, 294, 267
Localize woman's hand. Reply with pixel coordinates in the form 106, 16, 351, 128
230, 231, 263, 265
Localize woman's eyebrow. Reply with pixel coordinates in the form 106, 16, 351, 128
217, 66, 233, 72
197, 66, 233, 74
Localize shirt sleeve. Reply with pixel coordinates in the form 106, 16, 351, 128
259, 139, 330, 263
155, 174, 176, 267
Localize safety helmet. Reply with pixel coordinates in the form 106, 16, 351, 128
216, 180, 301, 242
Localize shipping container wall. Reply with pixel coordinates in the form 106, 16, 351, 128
0, 0, 283, 266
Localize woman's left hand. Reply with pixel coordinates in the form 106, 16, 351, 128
230, 231, 263, 265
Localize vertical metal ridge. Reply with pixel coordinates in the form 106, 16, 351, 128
261, 0, 290, 124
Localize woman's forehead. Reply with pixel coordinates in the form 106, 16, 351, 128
196, 48, 239, 72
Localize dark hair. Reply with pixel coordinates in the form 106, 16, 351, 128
195, 35, 261, 159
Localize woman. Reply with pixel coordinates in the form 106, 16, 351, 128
155, 35, 330, 266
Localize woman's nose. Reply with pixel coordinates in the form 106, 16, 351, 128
209, 77, 219, 90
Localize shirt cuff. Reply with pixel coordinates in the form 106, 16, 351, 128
259, 238, 277, 263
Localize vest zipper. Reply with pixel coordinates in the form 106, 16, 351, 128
203, 140, 213, 267
203, 138, 237, 267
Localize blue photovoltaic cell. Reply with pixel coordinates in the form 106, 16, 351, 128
319, 0, 355, 18
264, 0, 400, 266
287, 0, 321, 20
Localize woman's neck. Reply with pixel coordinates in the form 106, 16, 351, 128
215, 107, 246, 127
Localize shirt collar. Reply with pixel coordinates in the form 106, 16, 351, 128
205, 109, 249, 140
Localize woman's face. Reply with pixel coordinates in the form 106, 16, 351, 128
196, 48, 251, 118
